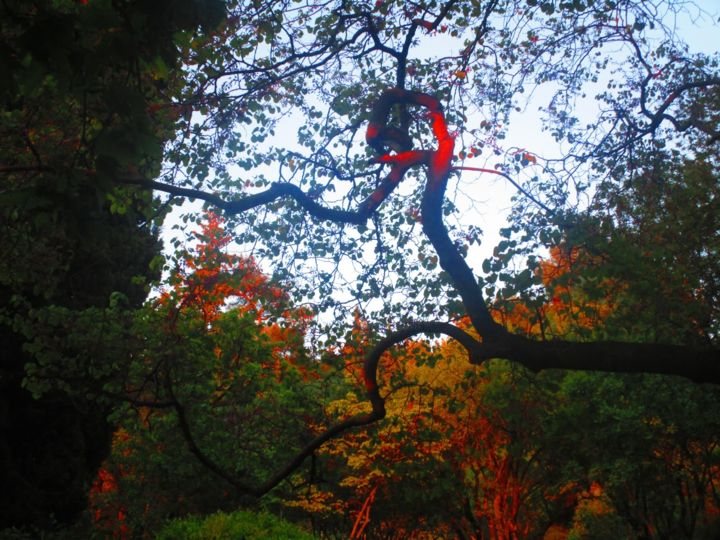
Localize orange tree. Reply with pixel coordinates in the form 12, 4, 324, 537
89, 212, 323, 537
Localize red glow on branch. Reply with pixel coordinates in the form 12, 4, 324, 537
363, 373, 377, 393
375, 150, 425, 164
454, 166, 506, 176
430, 111, 450, 140
366, 123, 379, 142
415, 93, 442, 112
428, 111, 455, 182
414, 19, 434, 31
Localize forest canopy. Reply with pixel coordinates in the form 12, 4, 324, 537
1, 0, 719, 538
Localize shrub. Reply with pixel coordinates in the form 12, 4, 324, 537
156, 510, 314, 540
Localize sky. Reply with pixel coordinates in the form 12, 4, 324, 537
158, 2, 718, 321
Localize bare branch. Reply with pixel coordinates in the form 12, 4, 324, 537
454, 166, 553, 214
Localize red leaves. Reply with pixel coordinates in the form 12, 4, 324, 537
89, 459, 130, 538
414, 19, 434, 32
161, 211, 287, 325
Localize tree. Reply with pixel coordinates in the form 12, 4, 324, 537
302, 325, 555, 539
495, 245, 720, 538
114, 0, 719, 493
0, 0, 224, 529
89, 213, 321, 537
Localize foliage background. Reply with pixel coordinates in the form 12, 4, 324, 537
1, 0, 719, 538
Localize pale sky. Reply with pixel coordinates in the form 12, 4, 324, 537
158, 4, 718, 323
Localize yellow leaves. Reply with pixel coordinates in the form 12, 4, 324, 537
325, 391, 372, 419
283, 486, 339, 515
344, 460, 385, 483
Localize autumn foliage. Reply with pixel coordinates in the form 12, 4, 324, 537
278, 246, 720, 539
88, 213, 320, 537
73, 216, 720, 539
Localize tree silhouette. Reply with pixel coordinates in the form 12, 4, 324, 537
4, 0, 719, 504
114, 0, 720, 495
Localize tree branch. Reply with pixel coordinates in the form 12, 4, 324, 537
454, 166, 553, 214
147, 86, 720, 505
476, 335, 720, 385
167, 320, 479, 497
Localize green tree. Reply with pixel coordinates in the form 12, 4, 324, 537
550, 372, 720, 539
495, 235, 720, 538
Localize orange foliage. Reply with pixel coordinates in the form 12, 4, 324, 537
163, 211, 286, 323
494, 245, 617, 339
159, 211, 313, 379
88, 430, 132, 539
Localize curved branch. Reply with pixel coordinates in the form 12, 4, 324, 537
119, 158, 425, 225
120, 177, 366, 224
168, 320, 480, 497
260, 321, 482, 495
361, 88, 504, 340
365, 89, 510, 340
454, 166, 553, 214
362, 321, 483, 401
164, 370, 258, 494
